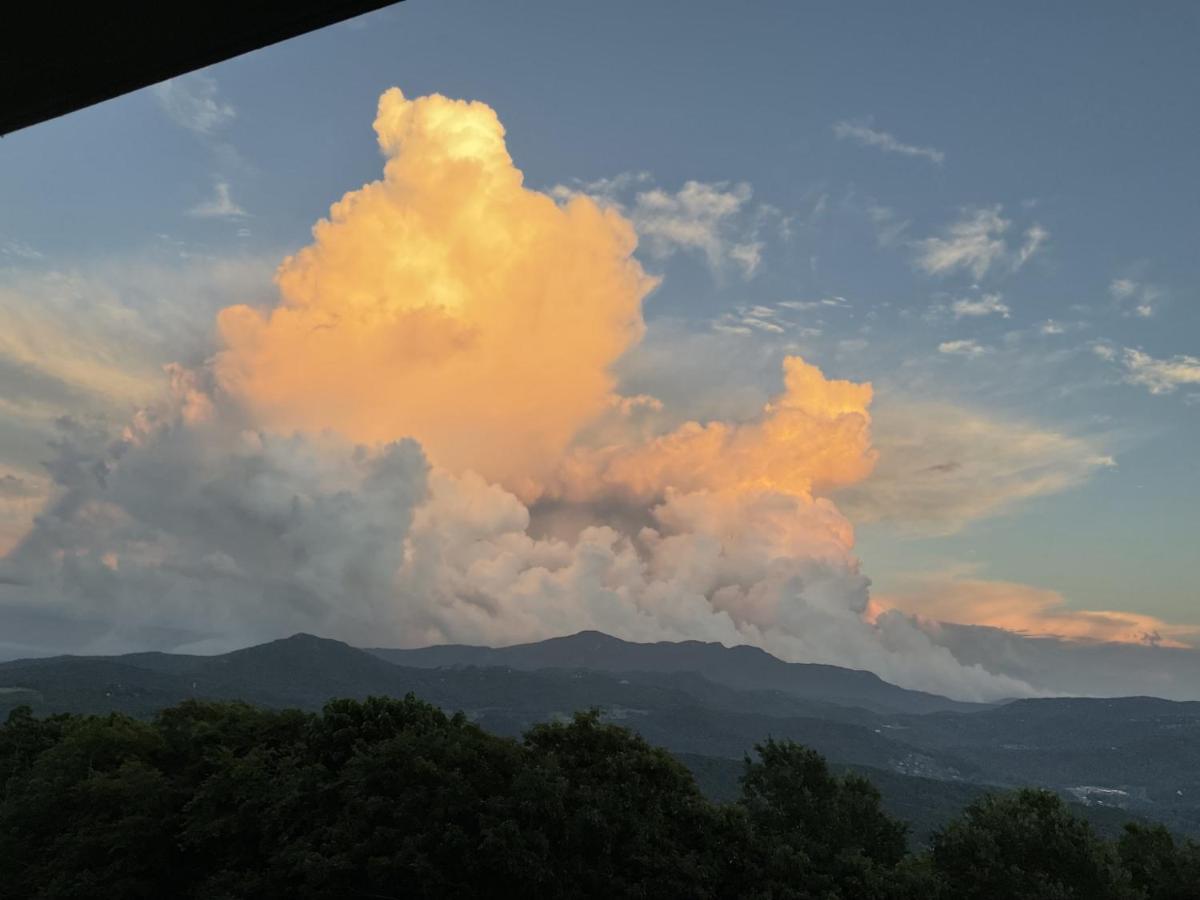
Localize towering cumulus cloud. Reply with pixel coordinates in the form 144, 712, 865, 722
215, 89, 653, 497
0, 89, 1032, 700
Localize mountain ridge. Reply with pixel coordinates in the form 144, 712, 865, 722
365, 629, 989, 715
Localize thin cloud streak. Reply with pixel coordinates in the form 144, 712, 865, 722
832, 120, 945, 165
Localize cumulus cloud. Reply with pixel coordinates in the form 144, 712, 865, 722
217, 88, 655, 497
0, 403, 430, 654
547, 356, 877, 506
832, 120, 945, 165
834, 403, 1115, 535
915, 207, 1047, 279
0, 391, 1029, 700
154, 75, 236, 136
0, 87, 1058, 701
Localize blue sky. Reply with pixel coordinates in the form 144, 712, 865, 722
1, 1, 1197, 695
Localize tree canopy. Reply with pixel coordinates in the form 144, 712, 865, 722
1, 697, 1193, 898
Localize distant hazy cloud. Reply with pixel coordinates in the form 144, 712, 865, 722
907, 618, 1200, 701
938, 339, 988, 357
951, 292, 1010, 319
0, 253, 276, 484
836, 402, 1114, 535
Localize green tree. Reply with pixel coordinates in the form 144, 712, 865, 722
929, 789, 1137, 900
521, 709, 732, 898
0, 712, 174, 898
737, 738, 911, 899
1118, 822, 1200, 900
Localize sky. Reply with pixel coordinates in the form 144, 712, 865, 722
1, 0, 1198, 700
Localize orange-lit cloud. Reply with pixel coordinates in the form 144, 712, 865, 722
873, 574, 1199, 648
549, 356, 875, 505
216, 88, 655, 497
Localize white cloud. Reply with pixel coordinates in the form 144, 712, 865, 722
951, 292, 1010, 318
154, 75, 236, 136
554, 175, 768, 279
915, 207, 1047, 279
938, 339, 988, 356
1119, 348, 1200, 394
832, 120, 945, 165
632, 180, 761, 277
1040, 320, 1065, 335
189, 181, 248, 219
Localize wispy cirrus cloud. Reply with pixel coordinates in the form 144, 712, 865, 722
832, 120, 945, 165
836, 402, 1113, 535
154, 74, 251, 220
154, 74, 236, 136
189, 181, 248, 219
915, 206, 1047, 279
